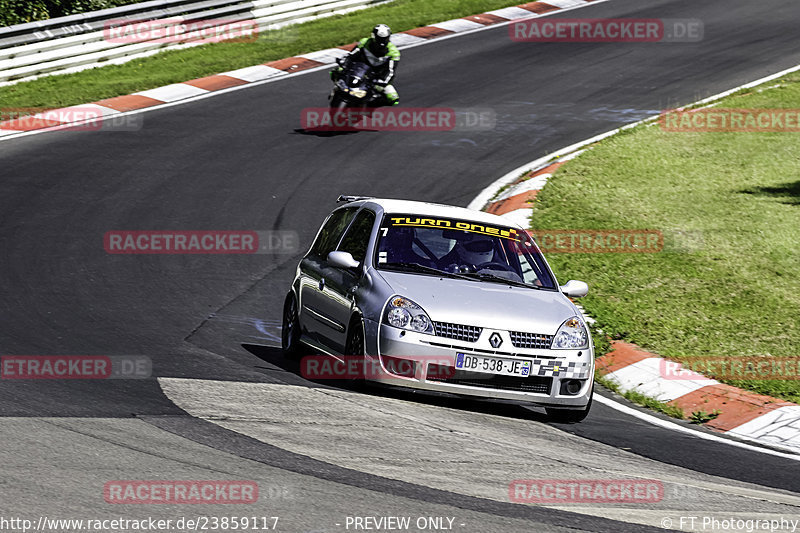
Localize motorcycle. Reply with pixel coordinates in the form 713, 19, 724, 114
329, 57, 382, 112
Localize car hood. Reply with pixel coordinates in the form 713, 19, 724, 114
376, 270, 579, 335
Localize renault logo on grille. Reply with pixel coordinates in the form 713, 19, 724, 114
489, 332, 503, 348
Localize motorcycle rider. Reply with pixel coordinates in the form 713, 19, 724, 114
331, 24, 400, 106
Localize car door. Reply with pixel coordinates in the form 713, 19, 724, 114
320, 208, 377, 353
298, 207, 358, 348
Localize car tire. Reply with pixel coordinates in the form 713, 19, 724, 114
344, 316, 367, 388
546, 389, 593, 423
282, 292, 302, 359
345, 315, 365, 356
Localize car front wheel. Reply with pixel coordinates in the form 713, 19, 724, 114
345, 316, 365, 356
344, 316, 367, 388
282, 292, 301, 358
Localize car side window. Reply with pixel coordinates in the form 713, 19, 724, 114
517, 251, 540, 285
309, 207, 358, 260
338, 209, 376, 263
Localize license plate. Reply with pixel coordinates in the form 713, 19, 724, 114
455, 353, 531, 377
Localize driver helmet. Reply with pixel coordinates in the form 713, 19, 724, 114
459, 237, 494, 265
369, 24, 392, 56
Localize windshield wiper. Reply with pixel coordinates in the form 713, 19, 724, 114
381, 262, 476, 282
464, 271, 544, 289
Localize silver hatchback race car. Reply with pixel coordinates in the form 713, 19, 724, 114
282, 196, 594, 422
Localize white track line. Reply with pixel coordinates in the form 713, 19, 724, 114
595, 394, 800, 461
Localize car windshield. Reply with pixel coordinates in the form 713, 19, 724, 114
375, 213, 557, 290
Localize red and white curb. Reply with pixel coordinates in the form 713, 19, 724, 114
598, 342, 800, 453
470, 64, 800, 456
0, 0, 605, 139
480, 149, 585, 227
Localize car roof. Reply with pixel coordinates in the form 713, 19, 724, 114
341, 198, 524, 229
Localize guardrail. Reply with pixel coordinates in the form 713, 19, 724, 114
0, 0, 391, 85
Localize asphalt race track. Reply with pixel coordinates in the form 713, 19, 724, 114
1, 0, 800, 531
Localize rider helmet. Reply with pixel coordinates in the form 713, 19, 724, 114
458, 237, 494, 266
369, 24, 392, 56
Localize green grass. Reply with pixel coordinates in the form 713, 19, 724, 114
0, 0, 149, 26
538, 73, 800, 403
591, 324, 611, 358
0, 0, 525, 109
688, 410, 721, 424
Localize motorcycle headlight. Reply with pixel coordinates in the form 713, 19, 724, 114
350, 88, 367, 99
551, 316, 589, 350
384, 296, 434, 334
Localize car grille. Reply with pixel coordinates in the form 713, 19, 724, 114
434, 321, 482, 343
423, 340, 557, 359
426, 365, 552, 394
510, 331, 554, 349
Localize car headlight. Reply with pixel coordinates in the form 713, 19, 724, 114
551, 316, 589, 350
384, 296, 434, 334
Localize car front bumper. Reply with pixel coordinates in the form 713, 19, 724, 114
369, 321, 594, 408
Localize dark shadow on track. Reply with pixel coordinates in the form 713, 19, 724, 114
292, 128, 365, 137
242, 342, 360, 389
241, 342, 551, 422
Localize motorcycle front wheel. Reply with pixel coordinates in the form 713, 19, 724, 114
329, 92, 349, 112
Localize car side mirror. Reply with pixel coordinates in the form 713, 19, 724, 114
560, 280, 588, 298
328, 251, 361, 270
